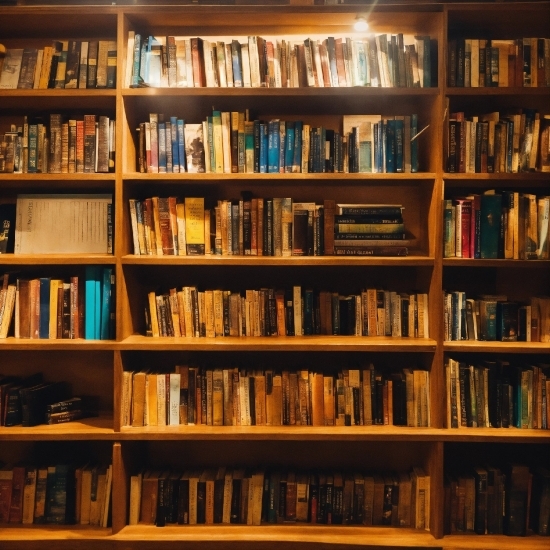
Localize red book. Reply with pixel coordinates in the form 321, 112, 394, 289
8, 465, 25, 523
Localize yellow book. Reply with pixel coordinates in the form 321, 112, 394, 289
48, 279, 64, 338
184, 197, 205, 255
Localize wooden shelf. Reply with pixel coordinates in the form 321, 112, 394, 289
123, 87, 440, 98
0, 254, 115, 265
443, 341, 550, 353
445, 87, 550, 97
118, 425, 550, 443
114, 525, 437, 546
118, 335, 437, 352
442, 258, 550, 268
0, 525, 111, 542
441, 534, 550, 549
0, 338, 116, 350
123, 172, 438, 182
122, 255, 434, 267
0, 416, 115, 441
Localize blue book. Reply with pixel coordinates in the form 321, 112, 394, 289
278, 121, 285, 174
326, 37, 338, 88
410, 114, 419, 173
259, 123, 268, 173
131, 33, 142, 88
253, 120, 260, 173
85, 266, 101, 340
267, 120, 279, 173
157, 121, 167, 173
231, 40, 242, 87
385, 119, 396, 173
139, 36, 150, 85
177, 119, 186, 172
480, 194, 502, 259
284, 121, 295, 173
170, 116, 179, 173
293, 121, 302, 172
39, 277, 51, 339
100, 267, 113, 340
395, 118, 404, 172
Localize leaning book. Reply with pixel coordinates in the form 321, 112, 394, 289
14, 194, 112, 254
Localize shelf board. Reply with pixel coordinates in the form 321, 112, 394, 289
123, 87, 440, 98
114, 525, 437, 546
0, 89, 116, 98
441, 533, 550, 549
0, 173, 116, 182
0, 525, 111, 542
118, 335, 437, 352
118, 425, 550, 443
0, 338, 116, 350
0, 416, 115, 441
444, 341, 550, 353
122, 255, 434, 267
443, 258, 550, 268
443, 172, 549, 181
123, 172, 437, 182
445, 86, 550, 97
0, 254, 115, 265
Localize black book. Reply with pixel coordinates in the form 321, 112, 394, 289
20, 381, 70, 427
474, 466, 488, 534
284, 289, 294, 336
177, 473, 190, 524
267, 288, 277, 336
213, 468, 225, 524
156, 472, 168, 526
45, 463, 76, 524
48, 41, 63, 89
0, 203, 16, 253
167, 471, 180, 524
196, 473, 206, 524
230, 471, 243, 523
505, 463, 530, 536
4, 372, 43, 426
248, 376, 256, 426
303, 289, 314, 335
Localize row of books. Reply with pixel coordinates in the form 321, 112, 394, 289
127, 32, 434, 89
0, 373, 95, 427
445, 358, 549, 430
129, 197, 408, 258
136, 112, 421, 175
443, 292, 550, 343
446, 109, 550, 174
0, 462, 112, 526
130, 466, 431, 529
0, 267, 115, 340
444, 464, 549, 537
447, 37, 550, 88
0, 40, 116, 90
0, 114, 115, 174
145, 287, 430, 339
123, 365, 430, 429
443, 193, 549, 260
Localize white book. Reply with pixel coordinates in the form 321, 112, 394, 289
175, 38, 187, 87
156, 373, 166, 426
248, 36, 261, 87
14, 194, 112, 254
224, 43, 234, 87
216, 41, 227, 87
125, 31, 135, 88
169, 373, 181, 425
0, 48, 24, 89
241, 43, 251, 87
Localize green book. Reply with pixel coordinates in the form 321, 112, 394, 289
480, 194, 502, 259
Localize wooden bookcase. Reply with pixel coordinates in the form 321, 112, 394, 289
0, 2, 548, 549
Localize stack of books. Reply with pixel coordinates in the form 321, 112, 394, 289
443, 291, 550, 342
0, 40, 116, 90
126, 32, 435, 89
0, 462, 112, 526
123, 364, 431, 429
444, 464, 550, 536
129, 466, 431, 528
333, 203, 408, 256
444, 192, 550, 260
445, 357, 549, 430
